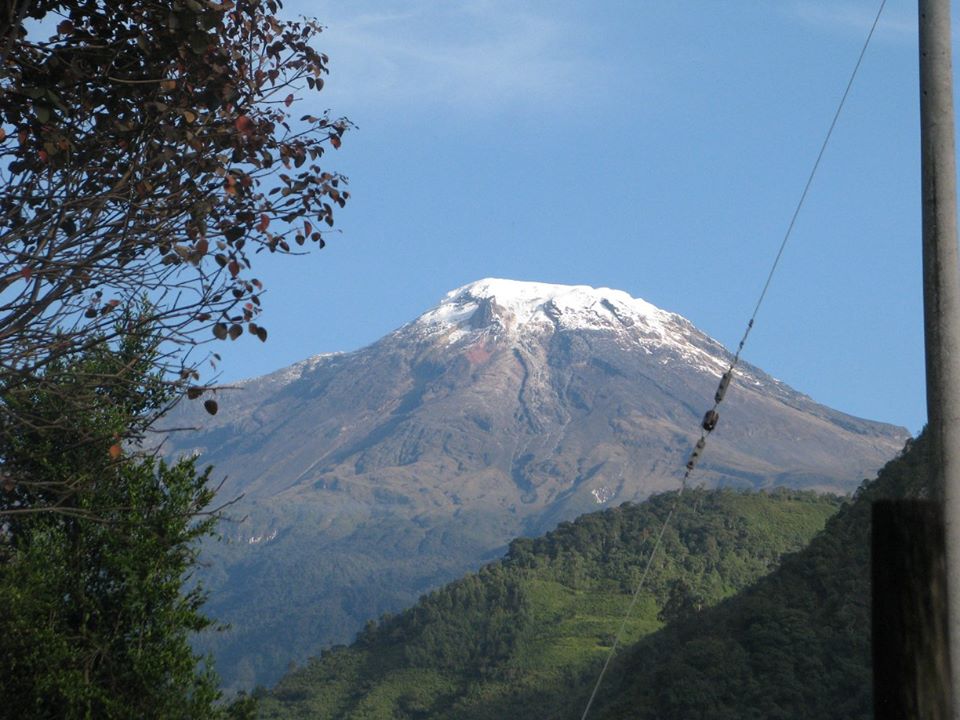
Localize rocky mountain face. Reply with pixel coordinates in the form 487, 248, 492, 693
165, 279, 909, 689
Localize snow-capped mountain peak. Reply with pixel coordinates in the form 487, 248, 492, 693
415, 278, 677, 336
411, 278, 732, 377
165, 276, 910, 689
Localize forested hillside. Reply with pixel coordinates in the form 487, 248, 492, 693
586, 434, 926, 720
258, 488, 843, 719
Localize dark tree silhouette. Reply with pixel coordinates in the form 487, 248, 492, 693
0, 0, 349, 509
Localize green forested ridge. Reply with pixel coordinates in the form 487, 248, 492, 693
258, 487, 844, 719
585, 434, 927, 720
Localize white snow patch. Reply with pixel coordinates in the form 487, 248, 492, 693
419, 278, 672, 332
237, 352, 343, 388
591, 486, 614, 504
413, 278, 733, 376
248, 529, 278, 545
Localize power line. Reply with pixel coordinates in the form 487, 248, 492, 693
742, 0, 889, 351
578, 3, 888, 718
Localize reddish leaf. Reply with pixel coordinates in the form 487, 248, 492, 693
109, 444, 122, 459
329, 134, 341, 149
257, 213, 270, 232
284, 93, 294, 107
227, 259, 240, 278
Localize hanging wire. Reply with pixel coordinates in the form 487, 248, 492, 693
578, 3, 888, 718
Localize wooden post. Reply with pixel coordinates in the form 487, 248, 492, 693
919, 0, 960, 711
873, 500, 952, 719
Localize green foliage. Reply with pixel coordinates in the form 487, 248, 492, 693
0, 458, 223, 719
258, 488, 841, 719
259, 435, 928, 720
0, 329, 251, 719
585, 435, 926, 720
1, 0, 349, 507
361, 563, 532, 675
1, 320, 170, 515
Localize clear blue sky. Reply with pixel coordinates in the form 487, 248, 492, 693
213, 0, 940, 435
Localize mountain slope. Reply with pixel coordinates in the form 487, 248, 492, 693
181, 279, 905, 508
261, 434, 924, 720
584, 434, 926, 720
257, 489, 844, 719
166, 278, 908, 687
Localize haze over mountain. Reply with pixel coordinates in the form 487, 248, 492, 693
164, 279, 909, 688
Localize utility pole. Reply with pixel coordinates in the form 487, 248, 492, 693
919, 0, 960, 712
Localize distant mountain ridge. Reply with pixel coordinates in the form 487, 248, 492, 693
165, 278, 909, 688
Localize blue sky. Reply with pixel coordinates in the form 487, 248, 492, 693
214, 0, 937, 434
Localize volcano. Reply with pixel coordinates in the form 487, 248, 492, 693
165, 278, 908, 688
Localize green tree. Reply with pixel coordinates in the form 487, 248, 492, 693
0, 0, 349, 506
657, 579, 704, 624
0, 326, 250, 719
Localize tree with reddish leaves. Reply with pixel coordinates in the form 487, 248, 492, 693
0, 0, 349, 508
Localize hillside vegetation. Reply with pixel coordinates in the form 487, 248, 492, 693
586, 434, 926, 720
258, 487, 844, 719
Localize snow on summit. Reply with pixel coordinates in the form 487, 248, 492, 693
413, 278, 732, 375
417, 278, 677, 335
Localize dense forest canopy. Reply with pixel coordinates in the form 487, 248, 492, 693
258, 487, 845, 719
258, 434, 923, 720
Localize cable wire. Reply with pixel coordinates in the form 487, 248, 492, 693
578, 3, 887, 718
740, 0, 888, 355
